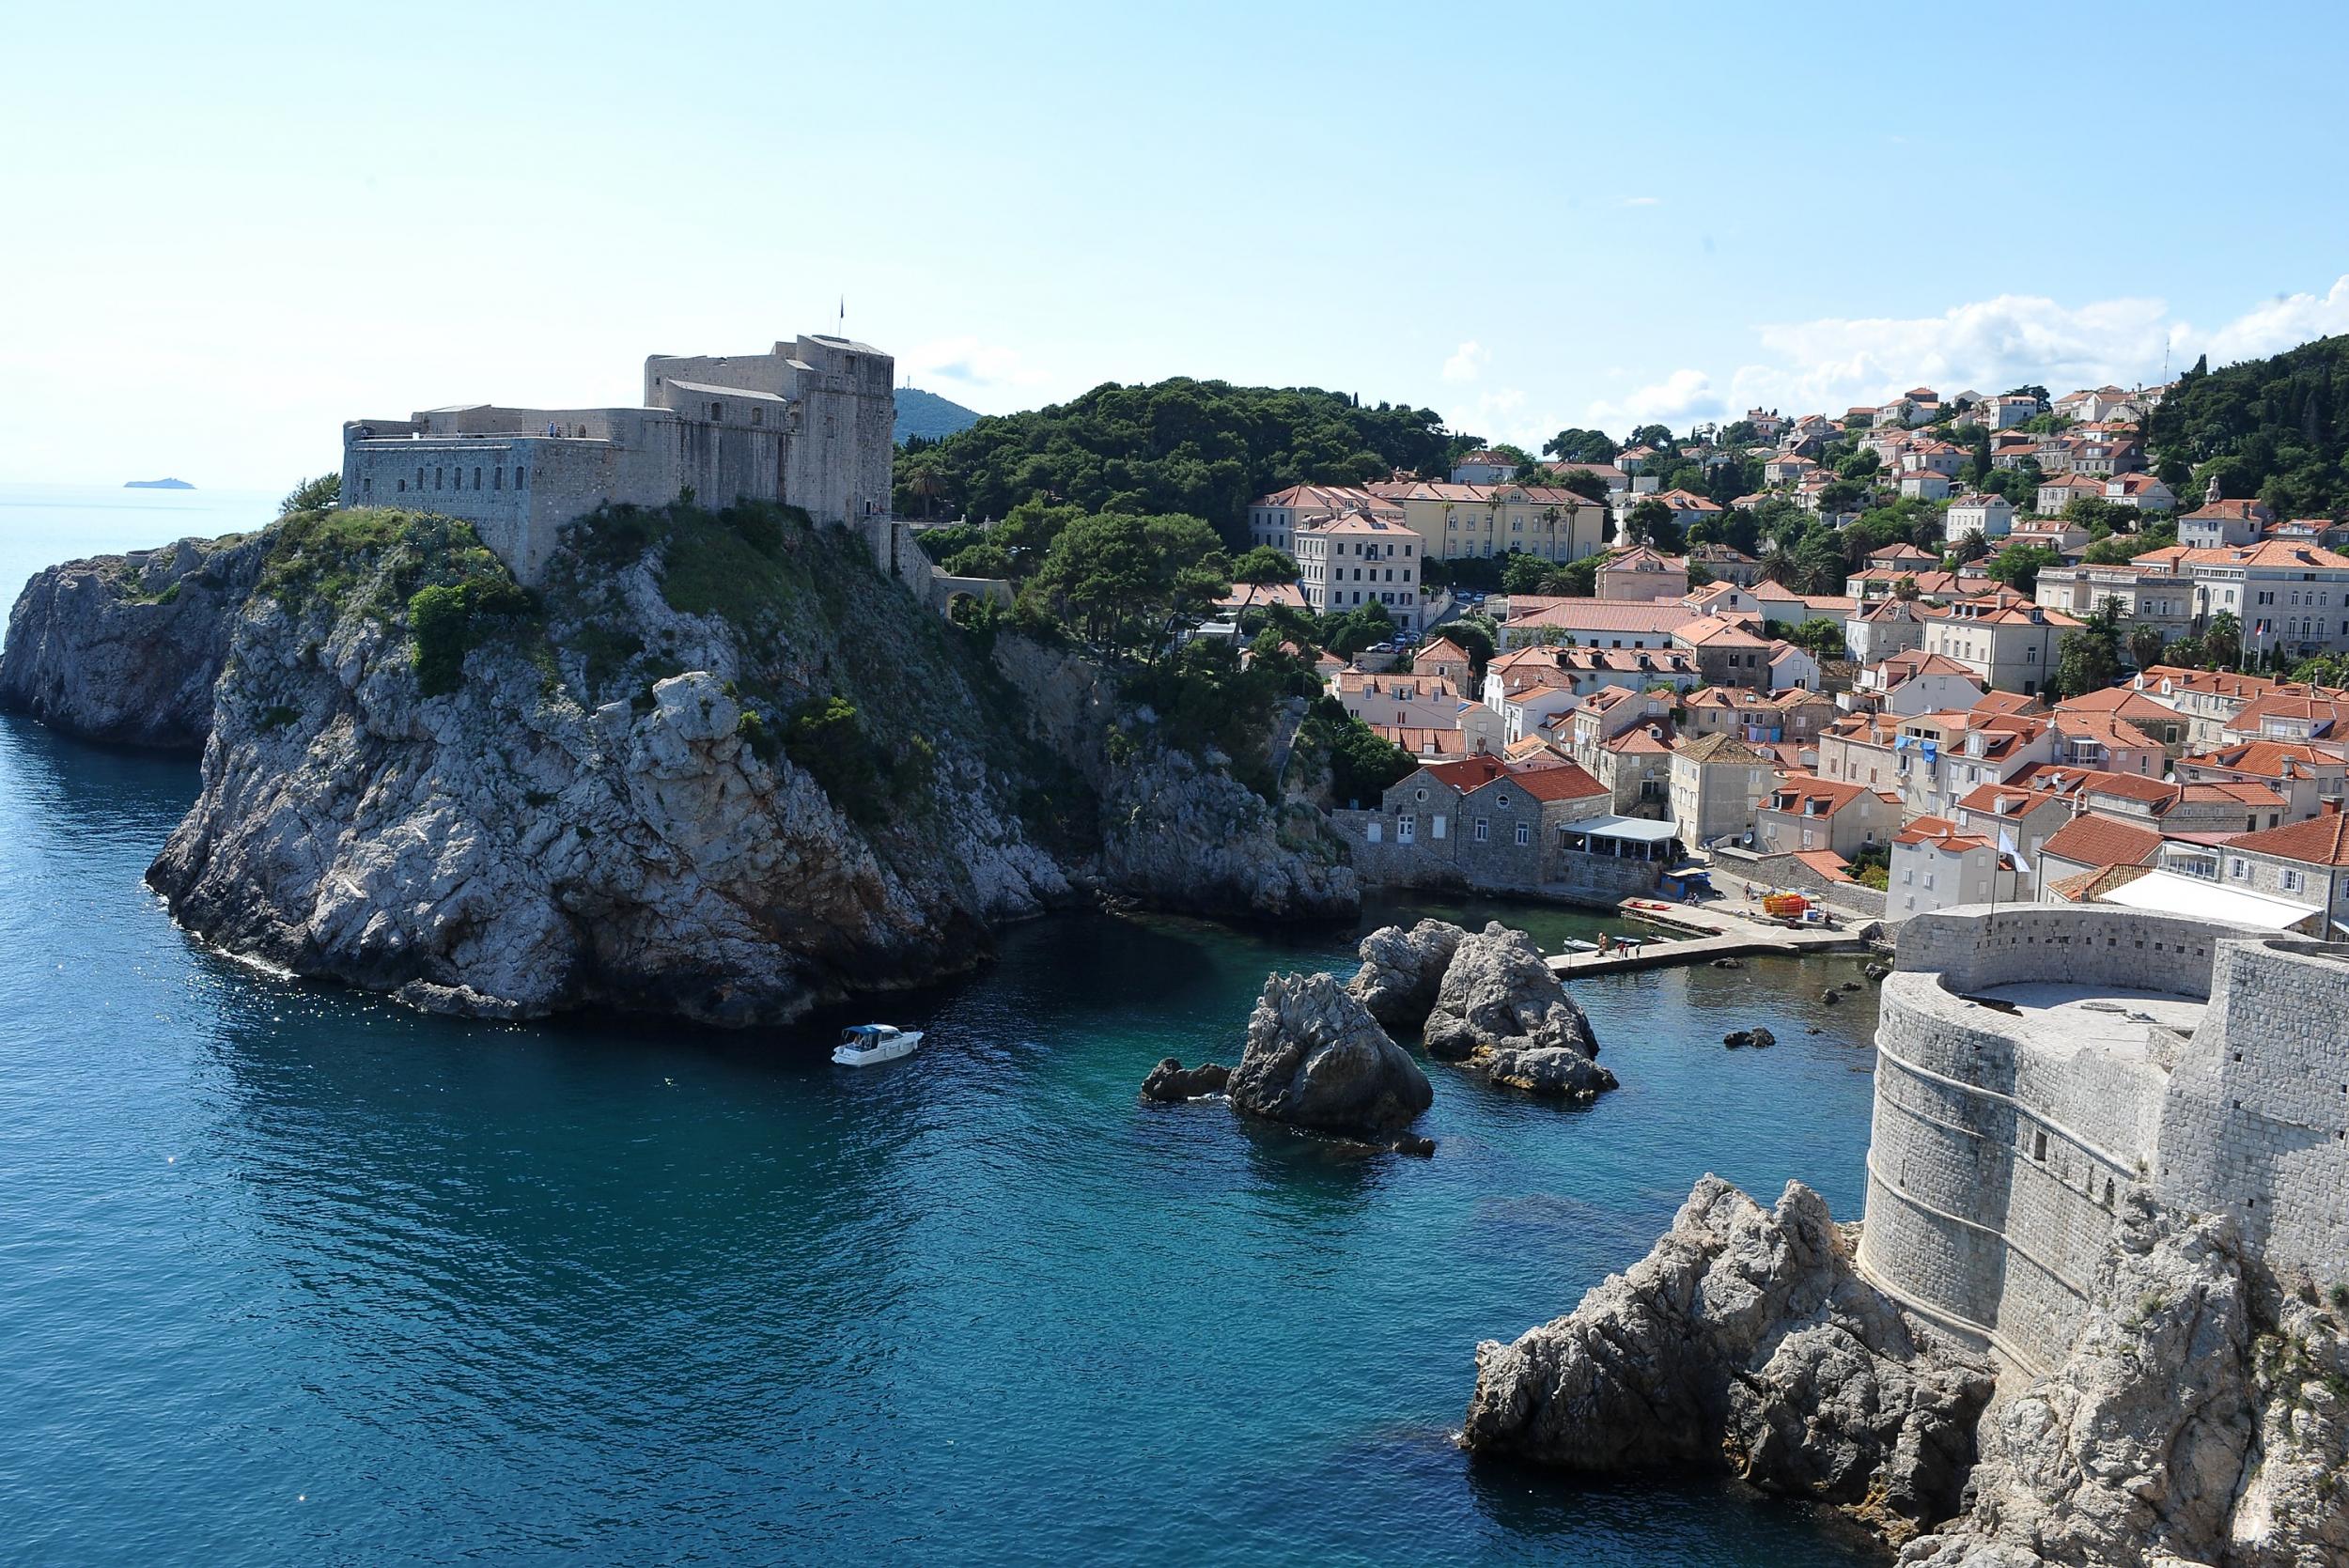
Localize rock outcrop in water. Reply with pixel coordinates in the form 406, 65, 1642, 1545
1471, 1178, 2349, 1563
1, 533, 266, 749
1226, 971, 1432, 1135
1463, 1176, 1995, 1544
1346, 918, 1467, 1028
1416, 923, 1613, 1103
5, 501, 1356, 1024
1140, 1058, 1230, 1101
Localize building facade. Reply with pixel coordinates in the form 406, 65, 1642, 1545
342, 334, 894, 584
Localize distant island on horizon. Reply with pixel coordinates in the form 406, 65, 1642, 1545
122, 477, 194, 490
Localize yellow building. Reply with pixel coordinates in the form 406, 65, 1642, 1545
1367, 480, 1608, 567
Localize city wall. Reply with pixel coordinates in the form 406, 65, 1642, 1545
1861, 905, 2349, 1376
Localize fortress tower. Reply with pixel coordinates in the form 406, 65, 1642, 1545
1859, 904, 2349, 1377
338, 334, 895, 584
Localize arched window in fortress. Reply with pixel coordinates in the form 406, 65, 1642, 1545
397, 478, 406, 492
492, 467, 502, 490
473, 467, 482, 490
435, 466, 444, 490
516, 466, 527, 489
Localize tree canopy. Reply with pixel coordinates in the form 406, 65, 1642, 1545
888, 379, 1456, 547
1024, 510, 1230, 660
2146, 333, 2349, 517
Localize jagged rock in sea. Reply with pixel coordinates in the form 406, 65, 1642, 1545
1462, 1176, 1994, 1545
1723, 1027, 1776, 1049
1346, 918, 1468, 1028
1478, 1045, 1616, 1103
1900, 1195, 2347, 1568
1423, 923, 1601, 1063
1, 533, 267, 749
1225, 970, 1432, 1136
1140, 1058, 1229, 1101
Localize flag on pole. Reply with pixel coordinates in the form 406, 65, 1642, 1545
1998, 826, 2031, 876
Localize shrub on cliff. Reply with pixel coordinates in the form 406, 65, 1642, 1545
409, 579, 536, 697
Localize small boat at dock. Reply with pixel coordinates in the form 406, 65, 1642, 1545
833, 1024, 923, 1066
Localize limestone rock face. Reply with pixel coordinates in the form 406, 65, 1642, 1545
142, 513, 1078, 1025
1140, 1058, 1230, 1101
990, 638, 1359, 923
1423, 923, 1601, 1062
1, 533, 267, 749
1226, 971, 1432, 1135
1346, 918, 1468, 1029
1463, 1176, 1993, 1544
1899, 1196, 2348, 1568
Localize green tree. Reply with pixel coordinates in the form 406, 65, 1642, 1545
1542, 427, 1620, 464
2128, 623, 2167, 672
1231, 545, 1300, 583
1624, 497, 1681, 551
1549, 466, 1610, 502
1626, 423, 1675, 451
1441, 616, 1495, 671
941, 542, 1014, 579
1026, 511, 1230, 659
280, 474, 342, 516
1788, 616, 1847, 659
2052, 599, 2125, 697
1501, 551, 1552, 594
1986, 543, 2060, 595
2205, 610, 2243, 669
2290, 651, 2349, 687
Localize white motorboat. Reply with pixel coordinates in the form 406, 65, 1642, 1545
832, 1024, 923, 1066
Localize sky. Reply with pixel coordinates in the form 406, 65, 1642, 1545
5, 1, 2349, 488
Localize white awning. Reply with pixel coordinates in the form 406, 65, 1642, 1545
2095, 868, 2324, 932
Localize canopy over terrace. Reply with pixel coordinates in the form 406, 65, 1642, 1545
1560, 815, 1680, 862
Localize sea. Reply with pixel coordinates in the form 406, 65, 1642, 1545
0, 483, 1887, 1565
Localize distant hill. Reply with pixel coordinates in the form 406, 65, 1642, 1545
894, 388, 981, 446
2148, 334, 2349, 516
123, 477, 194, 489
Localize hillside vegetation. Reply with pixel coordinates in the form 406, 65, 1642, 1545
2148, 334, 2349, 517
891, 379, 1458, 545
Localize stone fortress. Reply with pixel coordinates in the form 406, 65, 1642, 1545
340, 334, 897, 584
1861, 903, 2349, 1376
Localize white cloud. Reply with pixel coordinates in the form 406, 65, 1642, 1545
1579, 276, 2349, 432
1588, 367, 1719, 427
899, 334, 1051, 391
1621, 195, 1662, 208
2203, 276, 2349, 365
1441, 339, 1488, 383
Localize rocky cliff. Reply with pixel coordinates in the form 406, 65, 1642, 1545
1, 532, 266, 749
9, 501, 1354, 1024
1471, 1180, 2349, 1566
1464, 1176, 1993, 1544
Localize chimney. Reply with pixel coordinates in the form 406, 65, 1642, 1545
2324, 799, 2342, 817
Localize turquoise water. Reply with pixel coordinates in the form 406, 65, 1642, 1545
0, 489, 1889, 1563
0, 482, 282, 629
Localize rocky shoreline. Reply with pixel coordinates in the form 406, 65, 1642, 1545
3, 505, 1359, 1025
1464, 1178, 2349, 1567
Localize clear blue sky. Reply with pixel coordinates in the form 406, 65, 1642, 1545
5, 1, 2346, 487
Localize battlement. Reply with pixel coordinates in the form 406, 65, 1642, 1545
340, 334, 894, 584
1860, 904, 2349, 1375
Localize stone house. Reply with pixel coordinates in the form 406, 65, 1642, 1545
1352, 754, 1613, 893
1752, 775, 1903, 860
1673, 616, 1776, 689
1920, 599, 2079, 696
1297, 514, 1423, 629
2032, 561, 2192, 644
1943, 493, 2015, 544
1843, 650, 1985, 718
2032, 810, 2165, 890
1845, 598, 1928, 664
1244, 483, 1398, 554
1668, 732, 1776, 849
1365, 480, 1607, 567
1889, 815, 2015, 921
2155, 807, 2349, 937
2174, 739, 2346, 822
1497, 599, 1694, 652
1596, 546, 1690, 602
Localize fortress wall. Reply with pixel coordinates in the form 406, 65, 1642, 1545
2157, 939, 2349, 1282
342, 437, 672, 585
1865, 905, 2231, 1373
